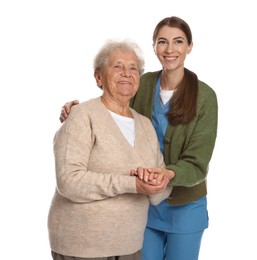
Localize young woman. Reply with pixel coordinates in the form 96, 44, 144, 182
59, 16, 218, 260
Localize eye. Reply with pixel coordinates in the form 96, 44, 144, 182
157, 40, 167, 45
130, 66, 138, 71
175, 39, 184, 45
112, 64, 122, 71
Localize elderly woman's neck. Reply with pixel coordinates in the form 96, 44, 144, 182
101, 95, 133, 118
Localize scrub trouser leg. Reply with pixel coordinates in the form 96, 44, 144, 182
142, 227, 166, 260
142, 227, 204, 260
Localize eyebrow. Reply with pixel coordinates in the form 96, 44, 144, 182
173, 36, 185, 40
114, 60, 137, 66
157, 36, 185, 41
157, 37, 167, 41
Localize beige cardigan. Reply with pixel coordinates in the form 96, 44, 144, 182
48, 97, 172, 258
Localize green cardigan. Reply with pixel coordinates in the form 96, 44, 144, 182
130, 71, 218, 205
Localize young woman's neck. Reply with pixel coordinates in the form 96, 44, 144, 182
160, 68, 184, 90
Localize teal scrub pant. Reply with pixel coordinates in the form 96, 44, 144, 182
142, 227, 204, 260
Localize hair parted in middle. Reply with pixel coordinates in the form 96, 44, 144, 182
153, 16, 198, 125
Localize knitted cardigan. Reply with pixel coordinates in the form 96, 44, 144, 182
48, 97, 171, 258
131, 70, 218, 205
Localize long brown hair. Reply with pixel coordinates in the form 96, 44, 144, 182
153, 16, 198, 126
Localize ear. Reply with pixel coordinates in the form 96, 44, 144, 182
187, 42, 193, 54
94, 71, 103, 88
152, 43, 157, 55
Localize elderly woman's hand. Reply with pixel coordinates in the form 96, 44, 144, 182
135, 175, 170, 195
130, 167, 175, 186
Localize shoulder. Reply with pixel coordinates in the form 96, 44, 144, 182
196, 80, 218, 121
197, 80, 218, 106
70, 97, 102, 116
73, 97, 101, 110
135, 70, 161, 98
140, 71, 161, 82
59, 98, 103, 136
198, 80, 217, 98
64, 97, 105, 127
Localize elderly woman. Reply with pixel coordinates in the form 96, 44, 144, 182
48, 39, 173, 260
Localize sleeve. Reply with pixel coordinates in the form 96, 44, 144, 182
53, 105, 136, 203
148, 186, 173, 205
167, 86, 218, 187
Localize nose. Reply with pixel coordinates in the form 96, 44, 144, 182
121, 66, 131, 77
165, 43, 174, 53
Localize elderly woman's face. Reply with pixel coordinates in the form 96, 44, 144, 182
95, 49, 141, 102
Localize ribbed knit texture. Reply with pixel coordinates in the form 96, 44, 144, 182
48, 97, 171, 258
131, 70, 218, 205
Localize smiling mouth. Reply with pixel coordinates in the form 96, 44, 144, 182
118, 81, 131, 84
164, 56, 177, 61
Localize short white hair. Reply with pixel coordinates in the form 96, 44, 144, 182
93, 39, 145, 75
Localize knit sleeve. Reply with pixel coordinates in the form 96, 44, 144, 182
149, 186, 173, 205
53, 103, 136, 203
167, 83, 218, 187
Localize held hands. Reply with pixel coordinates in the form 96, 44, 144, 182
131, 167, 175, 195
59, 100, 80, 123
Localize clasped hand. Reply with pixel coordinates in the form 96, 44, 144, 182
130, 167, 174, 196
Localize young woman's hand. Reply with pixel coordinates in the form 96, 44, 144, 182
59, 100, 80, 123
135, 175, 170, 195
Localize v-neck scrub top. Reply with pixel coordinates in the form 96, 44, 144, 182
147, 76, 209, 233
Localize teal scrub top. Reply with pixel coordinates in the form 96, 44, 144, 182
147, 76, 208, 233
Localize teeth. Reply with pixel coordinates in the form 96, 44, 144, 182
165, 57, 176, 60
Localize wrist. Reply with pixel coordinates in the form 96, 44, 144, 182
166, 170, 175, 180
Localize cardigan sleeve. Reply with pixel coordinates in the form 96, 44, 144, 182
149, 185, 173, 205
166, 83, 218, 187
53, 104, 137, 203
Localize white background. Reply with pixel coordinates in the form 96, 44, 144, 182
1, 0, 256, 259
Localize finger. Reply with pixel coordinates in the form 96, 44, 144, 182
143, 169, 150, 182
163, 175, 170, 185
62, 106, 69, 117
59, 109, 67, 122
130, 169, 137, 176
147, 168, 162, 174
63, 101, 73, 113
65, 100, 79, 113
148, 172, 155, 181
137, 167, 144, 180
146, 178, 161, 186
136, 178, 150, 194
157, 176, 169, 191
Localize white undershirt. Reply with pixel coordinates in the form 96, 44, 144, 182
160, 89, 174, 105
109, 110, 135, 147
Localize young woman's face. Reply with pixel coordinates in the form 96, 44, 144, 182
153, 26, 193, 72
